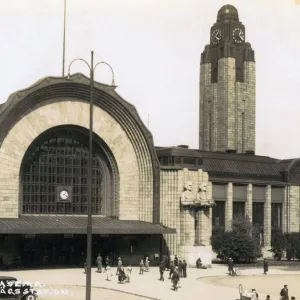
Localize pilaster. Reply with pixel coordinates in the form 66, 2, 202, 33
245, 183, 252, 222
263, 185, 271, 248
225, 182, 233, 231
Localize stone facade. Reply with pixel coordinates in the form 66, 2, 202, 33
199, 6, 256, 154
160, 168, 214, 266
0, 99, 153, 222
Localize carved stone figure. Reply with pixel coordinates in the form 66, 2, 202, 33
180, 181, 195, 206
196, 182, 215, 207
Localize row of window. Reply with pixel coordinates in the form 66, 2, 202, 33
213, 184, 284, 202
22, 205, 102, 214
212, 201, 282, 228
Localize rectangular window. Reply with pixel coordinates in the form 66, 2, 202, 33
253, 186, 266, 202
212, 201, 225, 227
252, 202, 264, 227
271, 187, 284, 203
212, 183, 226, 201
271, 203, 282, 228
233, 202, 245, 218
233, 185, 247, 201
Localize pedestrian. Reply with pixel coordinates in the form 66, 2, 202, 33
171, 267, 180, 290
125, 265, 132, 282
169, 260, 175, 279
263, 258, 268, 275
174, 255, 178, 267
228, 258, 234, 276
280, 284, 289, 300
265, 295, 270, 300
145, 257, 150, 271
159, 260, 165, 281
116, 257, 122, 275
96, 254, 103, 273
105, 256, 110, 269
84, 257, 87, 273
139, 259, 144, 275
291, 297, 295, 300
182, 260, 187, 278
178, 260, 183, 278
105, 264, 113, 281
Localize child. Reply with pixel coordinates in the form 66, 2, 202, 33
105, 265, 113, 281
125, 265, 132, 282
139, 259, 144, 275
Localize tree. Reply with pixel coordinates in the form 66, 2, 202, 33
211, 214, 261, 263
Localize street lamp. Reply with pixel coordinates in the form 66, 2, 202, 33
67, 51, 116, 300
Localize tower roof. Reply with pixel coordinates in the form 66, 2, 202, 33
217, 4, 239, 22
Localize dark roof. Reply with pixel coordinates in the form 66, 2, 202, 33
0, 216, 175, 234
155, 146, 300, 184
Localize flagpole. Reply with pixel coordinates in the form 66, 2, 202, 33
62, 0, 67, 76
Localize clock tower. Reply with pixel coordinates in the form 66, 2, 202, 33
199, 5, 255, 154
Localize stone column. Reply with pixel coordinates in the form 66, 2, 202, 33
180, 206, 195, 246
246, 184, 253, 223
225, 182, 233, 231
264, 185, 271, 248
282, 185, 288, 234
196, 208, 210, 245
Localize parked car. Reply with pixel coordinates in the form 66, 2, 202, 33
0, 276, 37, 300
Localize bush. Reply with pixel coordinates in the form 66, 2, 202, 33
212, 214, 261, 264
271, 228, 286, 260
270, 231, 300, 261
212, 231, 261, 263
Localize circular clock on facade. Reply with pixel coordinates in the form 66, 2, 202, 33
60, 190, 69, 200
232, 27, 244, 44
211, 29, 222, 45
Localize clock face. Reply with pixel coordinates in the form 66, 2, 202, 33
60, 190, 69, 200
211, 29, 222, 45
232, 27, 244, 44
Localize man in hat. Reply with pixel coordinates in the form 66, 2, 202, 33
280, 284, 289, 300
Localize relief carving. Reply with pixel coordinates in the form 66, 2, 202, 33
180, 181, 196, 206
195, 182, 215, 208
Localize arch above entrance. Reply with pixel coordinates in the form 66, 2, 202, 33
0, 74, 160, 222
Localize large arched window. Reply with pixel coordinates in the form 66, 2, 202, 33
20, 126, 119, 216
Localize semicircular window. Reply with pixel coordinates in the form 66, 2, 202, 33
21, 137, 104, 215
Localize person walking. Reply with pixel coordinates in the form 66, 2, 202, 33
104, 256, 110, 269
105, 264, 113, 281
116, 257, 122, 275
169, 260, 175, 279
125, 265, 132, 282
178, 260, 183, 278
159, 260, 165, 281
280, 284, 289, 300
139, 259, 144, 275
228, 258, 234, 276
174, 255, 178, 267
145, 257, 150, 271
263, 258, 268, 275
182, 260, 187, 278
96, 254, 103, 273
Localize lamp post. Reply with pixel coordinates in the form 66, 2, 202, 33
68, 51, 116, 300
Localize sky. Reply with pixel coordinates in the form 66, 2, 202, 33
0, 0, 300, 159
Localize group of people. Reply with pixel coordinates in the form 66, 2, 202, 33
264, 285, 296, 300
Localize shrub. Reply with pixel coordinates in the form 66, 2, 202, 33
271, 228, 286, 260
212, 215, 261, 263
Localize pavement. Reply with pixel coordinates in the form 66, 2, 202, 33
0, 265, 300, 300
